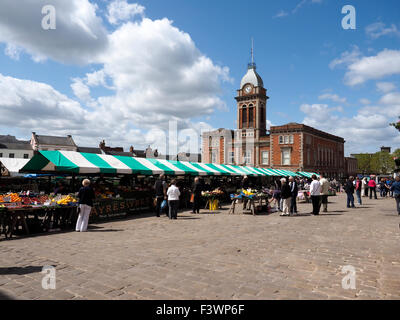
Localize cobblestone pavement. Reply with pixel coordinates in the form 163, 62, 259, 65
0, 193, 399, 300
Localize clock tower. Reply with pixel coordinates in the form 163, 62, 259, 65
235, 51, 269, 139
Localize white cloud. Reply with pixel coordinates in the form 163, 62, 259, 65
274, 0, 322, 18
318, 93, 347, 103
359, 98, 371, 105
329, 45, 361, 69
300, 92, 400, 154
365, 22, 400, 39
344, 49, 400, 86
0, 0, 108, 64
107, 0, 145, 25
4, 43, 21, 60
0, 7, 230, 153
376, 82, 396, 93
273, 10, 289, 18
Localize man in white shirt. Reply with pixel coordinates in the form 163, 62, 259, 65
310, 174, 321, 215
167, 179, 181, 220
319, 174, 330, 212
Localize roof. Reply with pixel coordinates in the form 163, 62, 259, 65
77, 147, 102, 154
35, 134, 76, 147
0, 135, 19, 143
105, 150, 133, 157
240, 65, 264, 89
0, 141, 32, 151
133, 150, 146, 158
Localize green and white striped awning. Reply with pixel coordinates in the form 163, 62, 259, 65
20, 151, 298, 177
297, 171, 320, 178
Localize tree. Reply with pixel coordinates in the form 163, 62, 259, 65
370, 151, 394, 174
354, 154, 372, 174
390, 117, 400, 132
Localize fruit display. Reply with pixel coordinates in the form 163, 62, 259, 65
0, 193, 22, 203
54, 195, 77, 205
201, 188, 225, 199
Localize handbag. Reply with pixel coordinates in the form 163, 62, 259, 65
161, 200, 167, 209
190, 193, 195, 203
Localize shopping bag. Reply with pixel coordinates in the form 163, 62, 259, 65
161, 200, 167, 210
190, 193, 194, 203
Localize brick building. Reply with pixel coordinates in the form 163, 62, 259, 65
202, 56, 349, 178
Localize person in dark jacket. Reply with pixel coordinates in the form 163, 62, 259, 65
390, 175, 400, 215
76, 179, 95, 232
288, 176, 298, 214
154, 174, 167, 217
345, 176, 355, 208
280, 178, 292, 216
242, 176, 249, 210
192, 177, 203, 214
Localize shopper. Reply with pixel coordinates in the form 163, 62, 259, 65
242, 175, 249, 210
154, 174, 167, 217
310, 174, 321, 215
76, 179, 95, 232
345, 176, 355, 208
368, 178, 377, 199
280, 178, 292, 216
192, 177, 203, 214
355, 176, 362, 205
319, 174, 330, 212
379, 178, 387, 198
361, 177, 367, 197
390, 176, 400, 215
167, 179, 180, 220
288, 176, 298, 214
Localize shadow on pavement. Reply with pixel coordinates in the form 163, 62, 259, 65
0, 290, 14, 300
0, 265, 48, 275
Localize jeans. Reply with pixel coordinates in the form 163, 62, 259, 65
320, 195, 328, 211
290, 193, 297, 213
395, 195, 400, 214
155, 196, 164, 217
380, 188, 387, 197
369, 187, 377, 199
311, 195, 321, 215
356, 190, 362, 205
347, 193, 355, 207
168, 200, 179, 219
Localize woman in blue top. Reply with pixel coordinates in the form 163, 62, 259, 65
390, 176, 400, 215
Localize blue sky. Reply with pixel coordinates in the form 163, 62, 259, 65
0, 0, 399, 155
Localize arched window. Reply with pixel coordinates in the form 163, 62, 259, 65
242, 105, 247, 128
248, 104, 254, 127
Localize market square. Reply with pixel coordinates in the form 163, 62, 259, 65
0, 193, 399, 300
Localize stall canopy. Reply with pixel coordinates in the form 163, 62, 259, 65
19, 150, 299, 177
297, 171, 320, 178
0, 157, 30, 177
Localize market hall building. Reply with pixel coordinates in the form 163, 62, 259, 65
202, 59, 348, 179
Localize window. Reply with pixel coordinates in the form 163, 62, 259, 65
23, 154, 29, 159
284, 135, 289, 144
0, 153, 2, 158
281, 148, 291, 165
279, 136, 284, 144
242, 106, 247, 127
307, 149, 310, 165
211, 151, 217, 163
228, 152, 234, 164
289, 135, 294, 144
9, 153, 14, 158
244, 150, 251, 164
248, 105, 254, 127
262, 151, 269, 165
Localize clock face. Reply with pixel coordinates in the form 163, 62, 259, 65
244, 85, 252, 93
